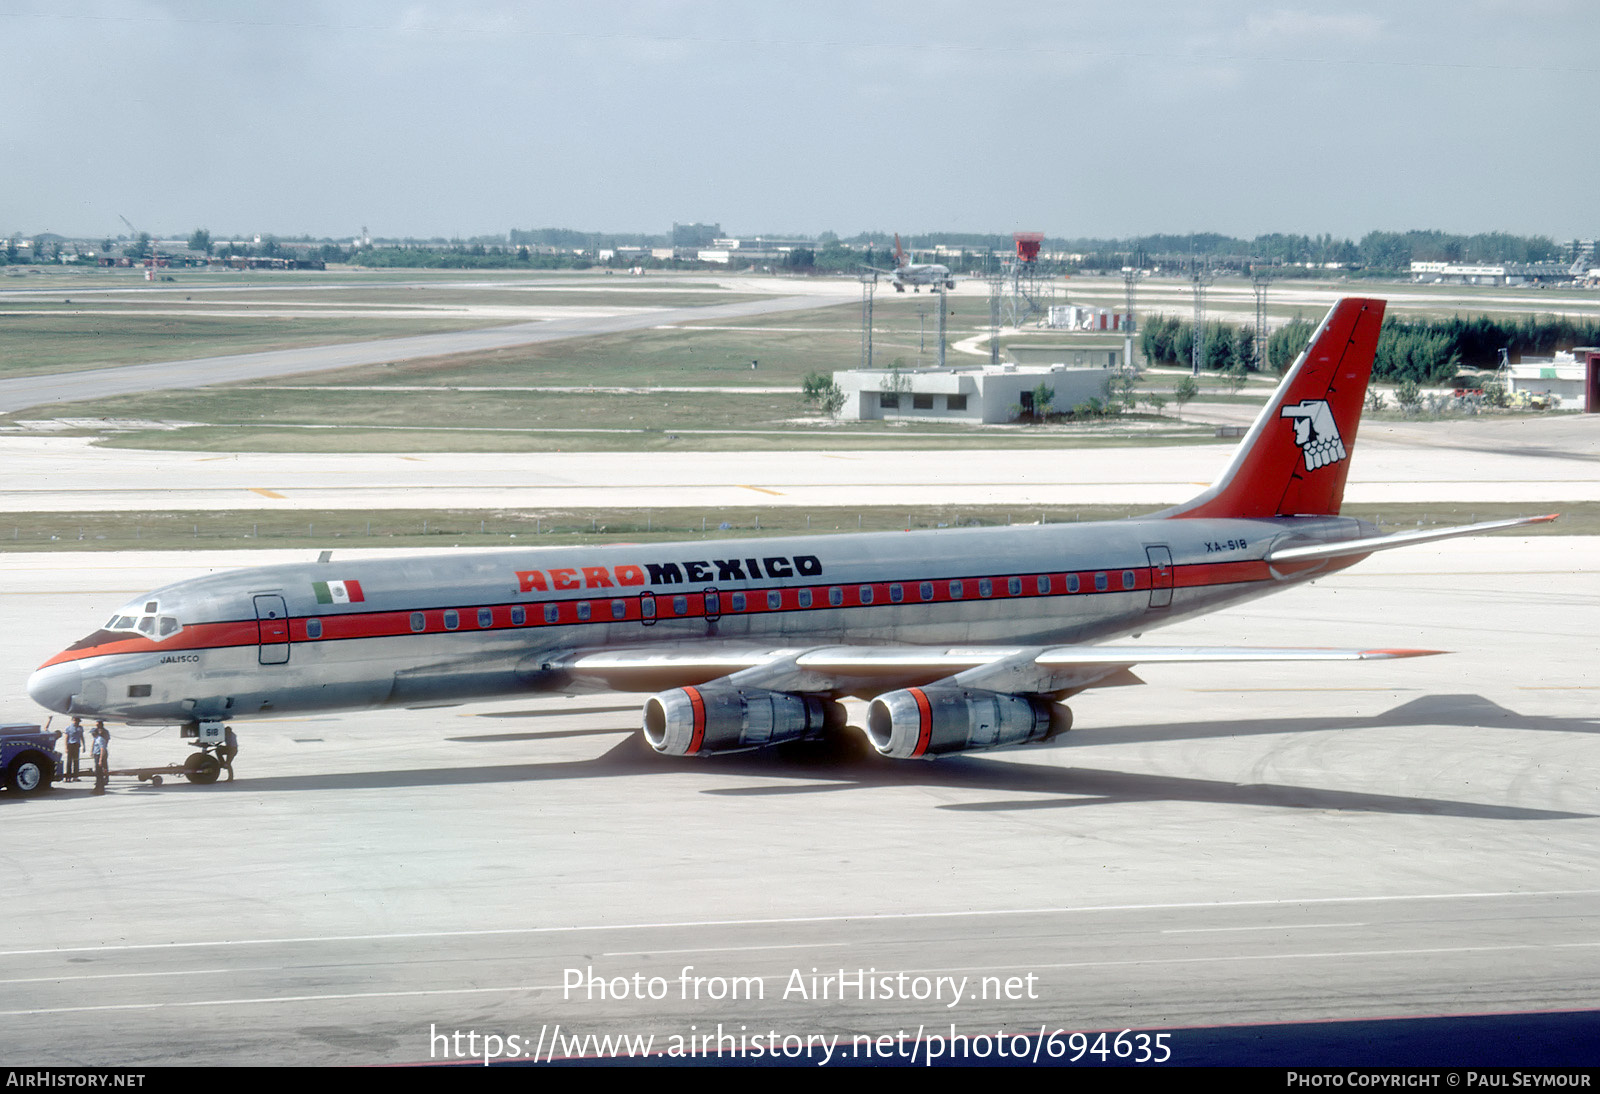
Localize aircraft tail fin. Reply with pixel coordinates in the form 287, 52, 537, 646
894, 233, 906, 268
1162, 297, 1386, 520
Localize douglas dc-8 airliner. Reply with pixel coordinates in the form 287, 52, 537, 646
27, 298, 1553, 779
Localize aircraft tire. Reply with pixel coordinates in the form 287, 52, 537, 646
4, 753, 53, 795
184, 753, 221, 785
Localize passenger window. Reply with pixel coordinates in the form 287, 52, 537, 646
544, 604, 559, 623
478, 608, 493, 628
410, 612, 425, 632
511, 606, 526, 625
1067, 575, 1080, 593
768, 590, 781, 610
798, 589, 813, 608
306, 619, 323, 639
1095, 572, 1108, 592
577, 602, 591, 621
640, 598, 656, 620
1007, 577, 1021, 596
612, 600, 627, 620
859, 585, 874, 604
950, 580, 964, 598
731, 593, 746, 612
673, 596, 688, 616
829, 587, 843, 606
920, 582, 933, 601
890, 584, 903, 603
1123, 570, 1136, 590
444, 610, 459, 630
1037, 576, 1051, 594
979, 579, 992, 598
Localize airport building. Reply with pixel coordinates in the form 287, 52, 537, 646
1505, 349, 1600, 411
1409, 260, 1576, 286
833, 362, 1115, 423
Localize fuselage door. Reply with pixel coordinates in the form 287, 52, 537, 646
1146, 546, 1174, 610
703, 587, 720, 623
639, 592, 657, 627
254, 594, 291, 664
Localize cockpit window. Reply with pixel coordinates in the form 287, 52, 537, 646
98, 599, 184, 643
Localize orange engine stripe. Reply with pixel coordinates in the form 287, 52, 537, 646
910, 687, 933, 758
684, 686, 706, 755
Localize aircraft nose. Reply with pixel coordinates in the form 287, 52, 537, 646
27, 662, 83, 714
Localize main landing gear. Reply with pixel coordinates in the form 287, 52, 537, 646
107, 721, 234, 787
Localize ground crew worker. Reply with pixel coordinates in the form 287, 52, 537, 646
90, 725, 110, 794
220, 725, 238, 782
63, 717, 84, 781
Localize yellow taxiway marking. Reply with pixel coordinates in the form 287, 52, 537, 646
739, 485, 785, 496
249, 488, 286, 499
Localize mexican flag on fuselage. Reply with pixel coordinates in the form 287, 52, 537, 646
312, 579, 365, 605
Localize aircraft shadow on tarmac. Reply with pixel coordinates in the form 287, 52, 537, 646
1063, 693, 1600, 749
164, 693, 1592, 821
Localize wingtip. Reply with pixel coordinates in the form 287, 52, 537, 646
1364, 648, 1449, 660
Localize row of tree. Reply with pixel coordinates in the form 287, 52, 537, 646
1141, 313, 1600, 383
1067, 229, 1576, 271
1139, 315, 1316, 375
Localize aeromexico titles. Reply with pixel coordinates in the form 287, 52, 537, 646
27, 298, 1555, 762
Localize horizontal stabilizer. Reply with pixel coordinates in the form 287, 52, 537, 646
1266, 514, 1558, 564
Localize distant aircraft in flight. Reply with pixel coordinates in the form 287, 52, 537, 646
28, 298, 1553, 779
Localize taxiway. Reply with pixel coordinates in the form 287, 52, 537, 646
1, 537, 1595, 1064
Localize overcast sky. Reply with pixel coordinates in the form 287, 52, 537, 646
4, 0, 1595, 242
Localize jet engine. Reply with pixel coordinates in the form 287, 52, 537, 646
642, 686, 844, 756
866, 686, 1072, 759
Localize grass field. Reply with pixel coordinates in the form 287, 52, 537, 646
2, 268, 1587, 453
2, 501, 1582, 552
0, 313, 512, 378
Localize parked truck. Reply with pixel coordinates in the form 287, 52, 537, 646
1, 724, 62, 795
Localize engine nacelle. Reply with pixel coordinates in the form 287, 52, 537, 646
866, 686, 1071, 759
642, 686, 843, 756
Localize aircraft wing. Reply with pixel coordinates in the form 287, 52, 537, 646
1266, 513, 1557, 564
560, 643, 1441, 696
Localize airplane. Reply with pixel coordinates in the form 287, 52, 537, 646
867, 234, 955, 292
26, 297, 1556, 776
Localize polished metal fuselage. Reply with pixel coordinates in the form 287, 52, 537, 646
29, 514, 1364, 725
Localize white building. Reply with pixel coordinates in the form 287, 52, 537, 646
834, 363, 1115, 424
1505, 350, 1599, 408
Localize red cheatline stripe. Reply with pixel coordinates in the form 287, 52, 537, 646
683, 686, 706, 755
909, 687, 933, 758
38, 560, 1273, 667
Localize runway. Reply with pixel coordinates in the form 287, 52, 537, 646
2, 414, 1597, 513
0, 292, 851, 415
2, 537, 1596, 1064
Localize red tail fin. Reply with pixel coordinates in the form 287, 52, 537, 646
1164, 297, 1386, 520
